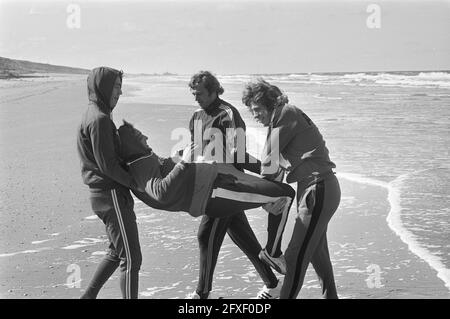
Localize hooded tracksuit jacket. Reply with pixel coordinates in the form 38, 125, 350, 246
77, 67, 141, 299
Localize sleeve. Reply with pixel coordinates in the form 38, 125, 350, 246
234, 152, 262, 174
189, 114, 195, 143
89, 116, 136, 189
261, 108, 297, 179
217, 111, 242, 165
218, 111, 261, 172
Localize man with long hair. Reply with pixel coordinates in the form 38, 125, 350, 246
183, 71, 289, 299
242, 78, 341, 299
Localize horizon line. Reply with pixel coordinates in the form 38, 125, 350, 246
1, 56, 449, 77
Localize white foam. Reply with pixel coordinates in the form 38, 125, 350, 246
140, 281, 182, 297
61, 237, 106, 250
91, 251, 108, 256
339, 170, 450, 291
387, 173, 450, 291
61, 244, 89, 250
246, 123, 450, 291
336, 172, 389, 188
31, 239, 54, 245
0, 247, 52, 258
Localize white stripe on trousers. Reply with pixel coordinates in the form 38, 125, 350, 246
270, 197, 292, 256
204, 218, 220, 294
111, 189, 132, 299
211, 187, 292, 259
211, 187, 286, 203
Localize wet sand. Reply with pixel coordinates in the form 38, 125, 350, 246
0, 77, 448, 299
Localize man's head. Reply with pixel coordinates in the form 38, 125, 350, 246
189, 71, 224, 109
87, 66, 123, 112
118, 121, 151, 160
241, 78, 289, 127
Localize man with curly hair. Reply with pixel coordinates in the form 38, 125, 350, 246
183, 71, 289, 299
242, 78, 341, 299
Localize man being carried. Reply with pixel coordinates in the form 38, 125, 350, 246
118, 121, 295, 221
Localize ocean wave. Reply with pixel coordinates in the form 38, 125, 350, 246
248, 132, 450, 292
338, 171, 450, 291
387, 171, 450, 291
122, 71, 450, 97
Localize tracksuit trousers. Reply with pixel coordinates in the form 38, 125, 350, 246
81, 187, 142, 299
196, 172, 295, 297
280, 173, 341, 299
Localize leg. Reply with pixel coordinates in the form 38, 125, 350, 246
226, 212, 279, 288
208, 172, 294, 259
81, 227, 120, 299
207, 171, 294, 215
82, 190, 125, 299
281, 176, 340, 299
110, 188, 142, 299
311, 232, 338, 299
196, 215, 230, 298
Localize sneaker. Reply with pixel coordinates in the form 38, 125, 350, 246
185, 291, 216, 299
259, 249, 287, 275
256, 280, 283, 299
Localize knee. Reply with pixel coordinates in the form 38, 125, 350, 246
119, 250, 142, 271
197, 228, 210, 248
283, 184, 296, 199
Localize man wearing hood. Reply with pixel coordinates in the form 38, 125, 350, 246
77, 66, 142, 299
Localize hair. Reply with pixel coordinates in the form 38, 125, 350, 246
189, 70, 224, 95
121, 119, 134, 128
241, 78, 289, 113
117, 120, 149, 159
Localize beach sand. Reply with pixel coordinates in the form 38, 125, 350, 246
0, 77, 449, 299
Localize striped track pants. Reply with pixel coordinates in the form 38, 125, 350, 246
196, 168, 295, 295
84, 187, 142, 299
281, 174, 341, 299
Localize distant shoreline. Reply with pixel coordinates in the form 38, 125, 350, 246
2, 56, 449, 78
0, 73, 50, 80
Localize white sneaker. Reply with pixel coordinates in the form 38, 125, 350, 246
185, 291, 216, 299
259, 249, 287, 275
256, 280, 283, 299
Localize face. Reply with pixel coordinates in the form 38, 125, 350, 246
250, 103, 272, 126
191, 82, 217, 109
133, 128, 149, 149
110, 77, 122, 109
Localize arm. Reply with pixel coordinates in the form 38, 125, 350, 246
261, 109, 297, 180
234, 152, 262, 174
90, 116, 138, 189
219, 112, 262, 173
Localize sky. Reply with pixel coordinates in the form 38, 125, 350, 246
0, 0, 449, 74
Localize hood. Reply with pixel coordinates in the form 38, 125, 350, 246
87, 66, 122, 113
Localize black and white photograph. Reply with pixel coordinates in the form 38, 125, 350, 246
0, 0, 449, 303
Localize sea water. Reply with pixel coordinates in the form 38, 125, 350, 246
119, 71, 450, 295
